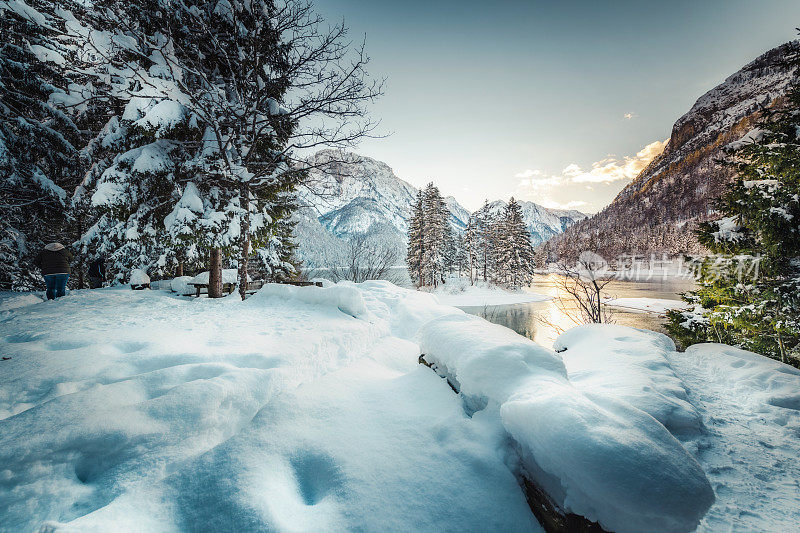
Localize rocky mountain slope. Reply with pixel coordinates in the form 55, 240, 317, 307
541, 41, 798, 263
294, 150, 585, 267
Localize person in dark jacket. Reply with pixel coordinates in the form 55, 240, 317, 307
88, 256, 106, 289
33, 243, 72, 300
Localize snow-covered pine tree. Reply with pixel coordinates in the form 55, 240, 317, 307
0, 0, 91, 289
421, 183, 452, 287
490, 210, 510, 285
472, 200, 496, 282
464, 213, 479, 284
406, 190, 425, 286
81, 0, 380, 297
442, 222, 458, 276
500, 197, 535, 288
83, 99, 202, 282
668, 42, 800, 365
453, 233, 468, 278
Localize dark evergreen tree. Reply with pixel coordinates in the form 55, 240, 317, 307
0, 0, 89, 289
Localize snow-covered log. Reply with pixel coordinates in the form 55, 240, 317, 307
554, 324, 702, 434
418, 314, 715, 533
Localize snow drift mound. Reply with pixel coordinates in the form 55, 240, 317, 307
418, 314, 714, 533
683, 343, 800, 411
555, 324, 701, 433
249, 282, 368, 319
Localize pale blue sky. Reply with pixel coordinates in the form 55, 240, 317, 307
315, 0, 800, 212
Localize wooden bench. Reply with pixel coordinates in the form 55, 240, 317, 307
189, 280, 322, 297
281, 281, 323, 287
188, 282, 237, 297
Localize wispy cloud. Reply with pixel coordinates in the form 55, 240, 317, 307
514, 169, 542, 179
539, 198, 588, 210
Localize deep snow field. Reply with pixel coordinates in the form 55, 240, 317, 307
1, 282, 799, 532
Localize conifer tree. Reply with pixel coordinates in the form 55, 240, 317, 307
421, 183, 453, 287
0, 0, 90, 289
464, 213, 481, 284
406, 190, 425, 286
78, 0, 380, 296
668, 43, 800, 365
453, 233, 468, 278
472, 201, 497, 282
406, 183, 453, 287
499, 197, 536, 288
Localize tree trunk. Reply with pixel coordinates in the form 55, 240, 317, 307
208, 248, 223, 298
238, 221, 251, 301
175, 262, 183, 277
76, 216, 85, 289
238, 184, 251, 301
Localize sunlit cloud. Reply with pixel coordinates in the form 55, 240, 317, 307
512, 139, 668, 212
566, 139, 667, 183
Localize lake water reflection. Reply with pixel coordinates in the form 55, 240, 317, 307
458, 274, 697, 348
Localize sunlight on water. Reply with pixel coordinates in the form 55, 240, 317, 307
461, 274, 697, 349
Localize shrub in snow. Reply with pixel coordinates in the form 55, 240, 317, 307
129, 269, 150, 288
554, 324, 702, 433
418, 315, 714, 533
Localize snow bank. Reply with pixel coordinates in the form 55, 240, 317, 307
603, 297, 687, 314
667, 343, 800, 531
359, 280, 462, 338
555, 324, 701, 433
682, 343, 800, 411
249, 282, 368, 319
418, 315, 714, 533
0, 292, 43, 312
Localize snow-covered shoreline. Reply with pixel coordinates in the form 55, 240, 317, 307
603, 296, 688, 314
426, 280, 551, 307
1, 283, 798, 532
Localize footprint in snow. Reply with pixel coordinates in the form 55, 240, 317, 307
290, 451, 344, 506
